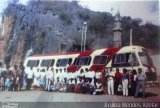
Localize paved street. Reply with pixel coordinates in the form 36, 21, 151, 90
0, 88, 160, 102
0, 87, 160, 108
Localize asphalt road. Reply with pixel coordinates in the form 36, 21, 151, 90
0, 87, 160, 108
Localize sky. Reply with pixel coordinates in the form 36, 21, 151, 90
0, 0, 159, 25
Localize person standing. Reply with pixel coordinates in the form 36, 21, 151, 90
100, 69, 106, 92
26, 67, 34, 90
0, 68, 6, 91
39, 72, 46, 91
114, 68, 122, 95
107, 68, 115, 95
130, 69, 137, 96
33, 68, 40, 90
11, 65, 19, 91
19, 66, 26, 91
134, 68, 147, 98
45, 67, 50, 90
122, 68, 129, 96
46, 68, 54, 91
94, 69, 101, 88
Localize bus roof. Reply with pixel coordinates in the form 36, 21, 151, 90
29, 45, 144, 57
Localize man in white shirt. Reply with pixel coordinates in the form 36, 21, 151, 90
54, 70, 58, 83
33, 68, 40, 90
26, 67, 34, 90
107, 68, 115, 95
46, 68, 54, 91
88, 70, 95, 86
45, 67, 49, 90
134, 68, 147, 98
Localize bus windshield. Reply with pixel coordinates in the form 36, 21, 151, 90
112, 52, 139, 67
138, 52, 153, 67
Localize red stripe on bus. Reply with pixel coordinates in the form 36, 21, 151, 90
78, 50, 95, 57
67, 50, 94, 72
89, 48, 120, 72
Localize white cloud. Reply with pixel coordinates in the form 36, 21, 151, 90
0, 0, 9, 13
0, 0, 159, 25
19, 0, 29, 5
78, 0, 159, 25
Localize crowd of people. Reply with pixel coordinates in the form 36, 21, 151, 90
0, 65, 147, 98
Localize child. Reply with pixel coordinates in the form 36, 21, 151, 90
5, 78, 11, 91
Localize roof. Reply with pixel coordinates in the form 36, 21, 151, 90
30, 46, 144, 57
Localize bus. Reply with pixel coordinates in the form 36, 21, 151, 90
23, 45, 157, 81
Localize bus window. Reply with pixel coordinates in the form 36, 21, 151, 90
59, 59, 68, 67
35, 60, 39, 67
76, 58, 81, 65
100, 56, 108, 64
41, 59, 55, 67
56, 59, 60, 67
27, 60, 31, 67
73, 58, 78, 65
45, 60, 50, 66
27, 60, 39, 67
56, 58, 72, 67
50, 59, 55, 67
75, 57, 91, 66
93, 56, 101, 64
41, 60, 46, 67
112, 53, 139, 67
138, 52, 153, 67
114, 54, 126, 63
93, 55, 108, 65
68, 58, 72, 65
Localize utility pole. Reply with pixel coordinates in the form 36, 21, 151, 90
130, 29, 133, 46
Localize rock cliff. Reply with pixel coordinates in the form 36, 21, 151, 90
2, 1, 113, 65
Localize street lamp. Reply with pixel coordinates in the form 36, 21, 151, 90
83, 22, 87, 51
81, 24, 84, 52
81, 22, 87, 52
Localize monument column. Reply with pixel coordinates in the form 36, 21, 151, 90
113, 11, 122, 48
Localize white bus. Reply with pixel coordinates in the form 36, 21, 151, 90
24, 46, 157, 81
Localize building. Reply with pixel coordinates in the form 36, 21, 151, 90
113, 11, 122, 48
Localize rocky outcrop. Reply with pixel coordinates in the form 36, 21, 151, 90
2, 1, 113, 65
